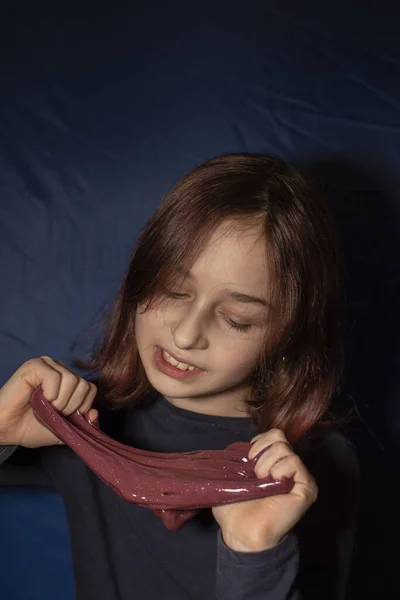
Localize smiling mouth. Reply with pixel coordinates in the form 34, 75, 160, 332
161, 348, 201, 371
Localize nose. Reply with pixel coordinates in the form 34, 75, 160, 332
170, 308, 208, 351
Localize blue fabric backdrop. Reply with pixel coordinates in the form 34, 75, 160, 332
1, 1, 399, 598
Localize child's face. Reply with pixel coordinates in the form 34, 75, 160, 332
135, 220, 271, 417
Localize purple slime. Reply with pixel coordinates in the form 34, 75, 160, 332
31, 387, 294, 530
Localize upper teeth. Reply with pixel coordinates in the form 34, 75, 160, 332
162, 350, 196, 371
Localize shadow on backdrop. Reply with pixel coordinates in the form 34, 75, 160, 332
302, 158, 400, 598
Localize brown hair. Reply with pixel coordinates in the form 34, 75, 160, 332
74, 154, 341, 443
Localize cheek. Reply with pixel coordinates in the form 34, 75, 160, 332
216, 341, 261, 376
134, 311, 153, 347
135, 308, 166, 346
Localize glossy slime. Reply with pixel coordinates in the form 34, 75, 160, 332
31, 387, 294, 530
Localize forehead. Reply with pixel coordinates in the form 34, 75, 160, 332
190, 221, 269, 292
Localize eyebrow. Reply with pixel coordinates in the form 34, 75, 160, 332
174, 267, 270, 309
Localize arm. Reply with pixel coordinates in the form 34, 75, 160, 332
215, 432, 359, 600
217, 531, 301, 600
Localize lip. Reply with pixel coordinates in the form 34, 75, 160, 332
154, 347, 205, 380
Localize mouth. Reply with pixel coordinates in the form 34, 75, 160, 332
154, 347, 205, 380
161, 348, 201, 370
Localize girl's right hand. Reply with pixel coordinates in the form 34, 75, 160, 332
0, 356, 98, 448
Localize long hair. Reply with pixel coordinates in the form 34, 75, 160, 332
73, 154, 342, 443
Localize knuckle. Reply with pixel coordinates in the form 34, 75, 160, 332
268, 428, 283, 436
292, 455, 303, 468
22, 358, 41, 370
66, 371, 79, 386
20, 358, 60, 383
268, 428, 287, 442
38, 356, 55, 366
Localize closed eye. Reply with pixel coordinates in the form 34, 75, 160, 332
164, 291, 253, 332
165, 291, 188, 299
225, 318, 252, 332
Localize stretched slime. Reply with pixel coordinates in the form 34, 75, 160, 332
31, 387, 294, 530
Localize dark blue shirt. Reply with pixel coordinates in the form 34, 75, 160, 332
0, 390, 359, 599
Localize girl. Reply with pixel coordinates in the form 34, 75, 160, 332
0, 154, 359, 600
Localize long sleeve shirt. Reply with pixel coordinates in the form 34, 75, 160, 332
0, 389, 359, 600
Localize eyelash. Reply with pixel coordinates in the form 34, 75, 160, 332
225, 319, 252, 332
164, 292, 252, 332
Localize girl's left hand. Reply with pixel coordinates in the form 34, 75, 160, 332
212, 429, 318, 552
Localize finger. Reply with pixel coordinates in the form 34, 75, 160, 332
40, 357, 67, 371
270, 455, 318, 503
39, 357, 84, 414
87, 409, 99, 428
270, 454, 307, 483
38, 357, 79, 411
253, 441, 294, 478
59, 379, 93, 416
28, 357, 62, 401
76, 383, 98, 415
248, 429, 291, 460
40, 358, 95, 417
